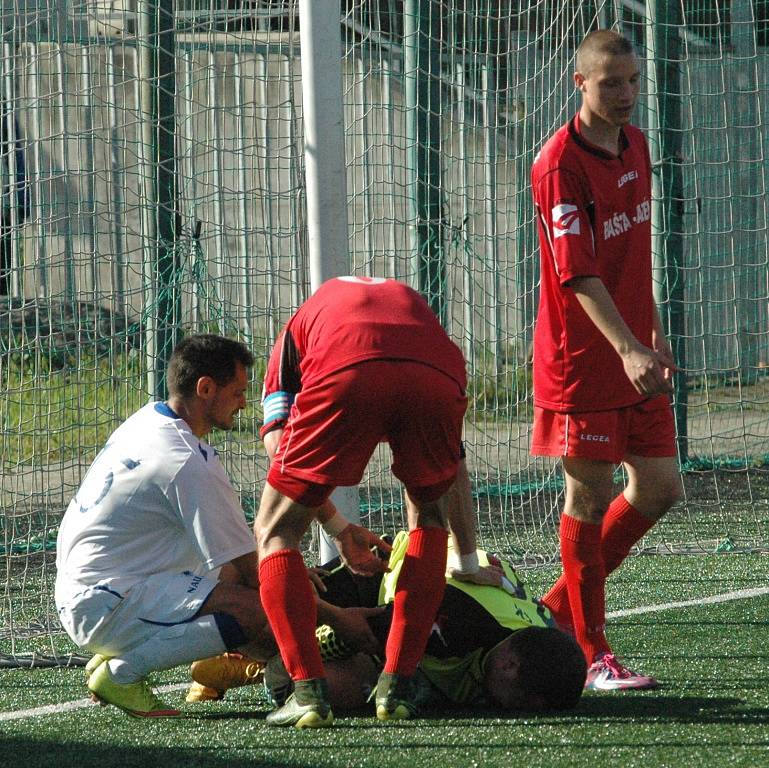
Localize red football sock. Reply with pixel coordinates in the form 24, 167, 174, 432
540, 569, 574, 633
384, 527, 448, 677
601, 495, 657, 571
542, 495, 656, 630
559, 514, 610, 663
259, 549, 324, 681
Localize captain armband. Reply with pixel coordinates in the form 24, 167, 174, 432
261, 391, 294, 432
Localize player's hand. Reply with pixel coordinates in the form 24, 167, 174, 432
307, 567, 329, 594
622, 345, 673, 396
448, 563, 509, 590
328, 605, 386, 655
334, 524, 392, 577
653, 337, 677, 387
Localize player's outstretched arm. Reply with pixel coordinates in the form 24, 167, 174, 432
445, 460, 505, 588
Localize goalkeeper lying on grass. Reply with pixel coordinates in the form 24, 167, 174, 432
189, 531, 587, 714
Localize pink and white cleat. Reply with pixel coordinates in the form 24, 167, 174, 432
585, 653, 659, 691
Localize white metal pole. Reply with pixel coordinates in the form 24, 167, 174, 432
299, 0, 350, 282
298, 0, 359, 563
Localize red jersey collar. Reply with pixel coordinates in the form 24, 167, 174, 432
568, 113, 630, 160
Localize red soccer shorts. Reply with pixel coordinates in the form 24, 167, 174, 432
530, 394, 676, 463
267, 359, 467, 505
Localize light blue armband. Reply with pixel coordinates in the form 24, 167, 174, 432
262, 391, 294, 428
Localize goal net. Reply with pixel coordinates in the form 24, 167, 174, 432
1, 1, 768, 665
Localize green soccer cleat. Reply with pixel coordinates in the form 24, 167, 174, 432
84, 653, 109, 682
375, 671, 419, 721
265, 678, 333, 729
264, 654, 294, 707
87, 659, 181, 718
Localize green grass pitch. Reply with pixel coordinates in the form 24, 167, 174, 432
2, 554, 768, 768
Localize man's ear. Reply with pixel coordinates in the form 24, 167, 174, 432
574, 71, 586, 91
195, 375, 216, 399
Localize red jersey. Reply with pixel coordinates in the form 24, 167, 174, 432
531, 114, 654, 412
261, 276, 467, 436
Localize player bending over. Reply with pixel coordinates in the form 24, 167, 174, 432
254, 277, 504, 728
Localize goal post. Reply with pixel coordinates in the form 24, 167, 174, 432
298, 0, 360, 561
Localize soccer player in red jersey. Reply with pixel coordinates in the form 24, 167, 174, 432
530, 30, 682, 690
254, 276, 503, 727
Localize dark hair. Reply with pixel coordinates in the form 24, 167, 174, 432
507, 626, 587, 711
167, 334, 254, 398
576, 29, 636, 75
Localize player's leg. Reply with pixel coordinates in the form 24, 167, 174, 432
255, 482, 334, 728
183, 577, 279, 699
542, 397, 680, 628
545, 454, 666, 691
542, 488, 660, 631
256, 366, 392, 726
375, 363, 465, 720
601, 453, 681, 572
557, 455, 615, 664
82, 573, 248, 717
374, 490, 450, 719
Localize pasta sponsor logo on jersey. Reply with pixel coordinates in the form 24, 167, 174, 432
603, 198, 651, 240
579, 432, 610, 443
552, 203, 581, 238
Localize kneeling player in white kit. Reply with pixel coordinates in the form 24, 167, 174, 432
55, 334, 380, 717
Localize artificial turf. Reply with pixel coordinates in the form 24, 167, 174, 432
2, 554, 768, 768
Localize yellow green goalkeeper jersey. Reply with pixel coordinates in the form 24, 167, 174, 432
379, 531, 557, 705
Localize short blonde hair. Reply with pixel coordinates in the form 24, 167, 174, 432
576, 29, 636, 76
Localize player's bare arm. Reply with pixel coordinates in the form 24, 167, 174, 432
568, 275, 672, 396
263, 426, 283, 462
227, 550, 260, 590
316, 601, 385, 655
444, 460, 505, 588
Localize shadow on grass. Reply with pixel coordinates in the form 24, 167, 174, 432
184, 681, 769, 728
185, 694, 769, 729
1, 736, 306, 768
318, 694, 769, 729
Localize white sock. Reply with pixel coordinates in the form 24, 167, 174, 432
108, 615, 228, 683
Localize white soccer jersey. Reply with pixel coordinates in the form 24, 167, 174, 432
55, 402, 255, 603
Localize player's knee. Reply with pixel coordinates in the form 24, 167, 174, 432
212, 603, 273, 649
641, 473, 683, 519
204, 584, 270, 641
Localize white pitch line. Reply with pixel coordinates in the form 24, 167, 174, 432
3, 585, 769, 722
606, 585, 769, 618
0, 683, 189, 722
